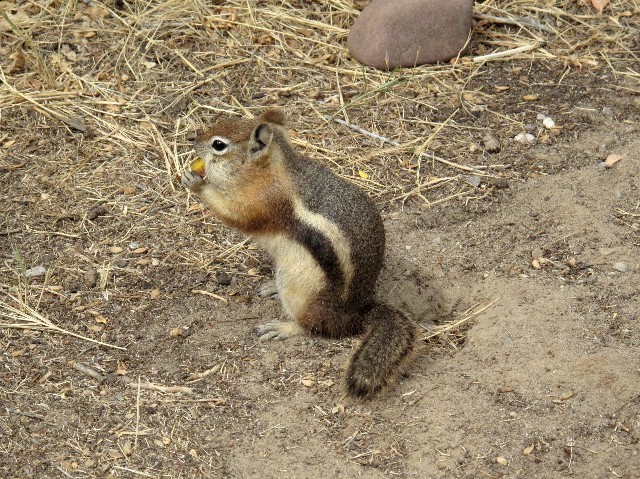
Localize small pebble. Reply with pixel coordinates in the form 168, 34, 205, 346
87, 206, 108, 220
83, 266, 97, 287
482, 133, 500, 153
514, 132, 536, 145
216, 272, 232, 286
25, 265, 46, 278
542, 117, 556, 129
613, 262, 628, 273
465, 175, 481, 187
489, 178, 509, 189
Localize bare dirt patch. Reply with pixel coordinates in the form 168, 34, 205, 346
1, 1, 639, 477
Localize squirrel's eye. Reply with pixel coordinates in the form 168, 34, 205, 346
212, 139, 228, 152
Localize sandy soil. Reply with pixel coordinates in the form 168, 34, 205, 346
1, 1, 639, 478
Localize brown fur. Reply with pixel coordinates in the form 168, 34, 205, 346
184, 108, 418, 398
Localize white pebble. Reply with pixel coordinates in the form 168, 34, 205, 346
613, 262, 629, 273
514, 132, 536, 145
542, 117, 556, 129
25, 265, 46, 278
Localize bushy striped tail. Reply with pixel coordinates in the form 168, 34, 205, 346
345, 304, 418, 398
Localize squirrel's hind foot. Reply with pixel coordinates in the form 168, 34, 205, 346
255, 321, 305, 341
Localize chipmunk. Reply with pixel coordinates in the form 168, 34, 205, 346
181, 108, 418, 398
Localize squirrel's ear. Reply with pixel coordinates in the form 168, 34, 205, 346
248, 123, 273, 161
260, 108, 286, 126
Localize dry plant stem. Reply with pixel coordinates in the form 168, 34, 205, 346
423, 297, 501, 341
0, 7, 55, 87
72, 361, 194, 394
187, 363, 224, 382
134, 378, 141, 450
0, 295, 125, 350
473, 41, 546, 63
191, 289, 228, 303
473, 13, 553, 33
329, 116, 486, 174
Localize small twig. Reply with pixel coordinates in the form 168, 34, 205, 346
112, 466, 156, 478
1, 294, 126, 350
125, 382, 193, 394
5, 406, 46, 421
473, 41, 546, 63
72, 361, 195, 394
192, 289, 228, 303
186, 362, 224, 382
134, 377, 141, 450
331, 116, 399, 146
474, 13, 553, 33
423, 298, 500, 341
328, 116, 485, 174
72, 362, 105, 382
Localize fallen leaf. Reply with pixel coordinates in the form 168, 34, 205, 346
591, 0, 610, 12
604, 154, 623, 168
122, 441, 133, 456
8, 49, 26, 73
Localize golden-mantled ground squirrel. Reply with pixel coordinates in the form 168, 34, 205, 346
181, 109, 418, 398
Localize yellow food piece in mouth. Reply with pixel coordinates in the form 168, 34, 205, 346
191, 157, 206, 176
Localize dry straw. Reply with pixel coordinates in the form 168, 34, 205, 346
0, 0, 638, 344
0, 294, 125, 350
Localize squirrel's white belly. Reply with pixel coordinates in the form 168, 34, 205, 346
255, 233, 327, 320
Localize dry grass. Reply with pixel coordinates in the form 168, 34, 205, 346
0, 3, 639, 476
0, 0, 638, 346
2, 0, 637, 191
0, 292, 125, 349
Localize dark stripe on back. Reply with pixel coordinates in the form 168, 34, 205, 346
289, 219, 344, 290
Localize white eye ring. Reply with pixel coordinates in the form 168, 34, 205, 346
211, 136, 229, 155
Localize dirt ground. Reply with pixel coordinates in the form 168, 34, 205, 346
1, 1, 639, 478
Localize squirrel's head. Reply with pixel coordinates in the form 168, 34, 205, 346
193, 108, 288, 190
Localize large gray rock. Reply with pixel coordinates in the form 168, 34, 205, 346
347, 0, 474, 69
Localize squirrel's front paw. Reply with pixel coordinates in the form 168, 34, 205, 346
181, 170, 205, 191
257, 280, 278, 299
